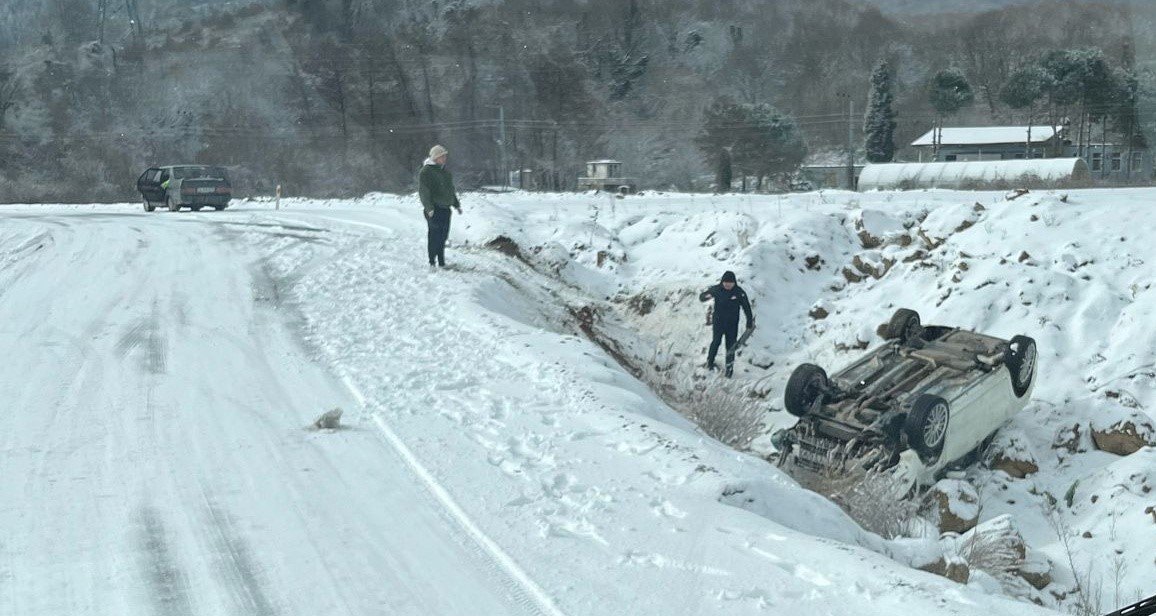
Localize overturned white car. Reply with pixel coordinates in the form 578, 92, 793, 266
774, 309, 1037, 487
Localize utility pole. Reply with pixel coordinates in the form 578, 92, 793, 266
498, 105, 507, 188
97, 0, 108, 44
837, 92, 855, 190
487, 104, 507, 188
847, 99, 855, 191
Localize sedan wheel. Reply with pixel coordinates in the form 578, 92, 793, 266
885, 308, 923, 346
905, 394, 949, 464
784, 363, 828, 418
1005, 335, 1037, 398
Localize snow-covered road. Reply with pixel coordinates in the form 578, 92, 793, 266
0, 208, 539, 615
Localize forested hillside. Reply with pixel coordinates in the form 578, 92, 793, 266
0, 0, 1152, 200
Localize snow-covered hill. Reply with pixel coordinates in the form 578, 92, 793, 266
243, 186, 1154, 613
4, 186, 1152, 615
441, 187, 1156, 612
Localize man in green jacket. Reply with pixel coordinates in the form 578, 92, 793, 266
418, 144, 462, 268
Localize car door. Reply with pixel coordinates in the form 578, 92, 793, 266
943, 372, 1006, 464
137, 168, 163, 202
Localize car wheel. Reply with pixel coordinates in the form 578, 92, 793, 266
191, 205, 203, 212
167, 198, 180, 212
213, 205, 226, 211
784, 363, 828, 417
885, 308, 923, 345
143, 199, 155, 212
1005, 335, 1037, 398
905, 394, 949, 464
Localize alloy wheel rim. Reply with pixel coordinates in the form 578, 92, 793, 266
923, 402, 948, 447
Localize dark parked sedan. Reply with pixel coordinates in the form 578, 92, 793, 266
137, 165, 232, 212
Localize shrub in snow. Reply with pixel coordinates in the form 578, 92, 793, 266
1053, 423, 1093, 455
640, 364, 764, 451
959, 515, 1025, 577
810, 470, 922, 540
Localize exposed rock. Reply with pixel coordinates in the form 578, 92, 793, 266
312, 407, 343, 430
903, 250, 928, 263
809, 306, 829, 320
919, 557, 970, 584
485, 235, 523, 259
627, 294, 655, 316
918, 229, 943, 250
1017, 568, 1053, 591
804, 255, 824, 271
858, 229, 883, 249
954, 219, 975, 233
1091, 420, 1156, 456
989, 454, 1038, 478
1018, 250, 1032, 263
842, 267, 863, 283
852, 255, 896, 280
932, 480, 980, 535
987, 434, 1040, 478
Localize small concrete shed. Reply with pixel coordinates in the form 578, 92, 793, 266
858, 158, 1091, 190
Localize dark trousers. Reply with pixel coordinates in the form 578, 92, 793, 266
426, 207, 452, 266
707, 320, 738, 372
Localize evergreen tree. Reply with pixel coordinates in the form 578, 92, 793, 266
696, 98, 805, 192
695, 99, 745, 193
999, 65, 1049, 157
928, 68, 975, 155
863, 60, 897, 163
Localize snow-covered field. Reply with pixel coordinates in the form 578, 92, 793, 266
2, 187, 1152, 615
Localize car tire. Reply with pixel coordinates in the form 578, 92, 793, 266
885, 308, 923, 345
191, 205, 203, 212
167, 198, 180, 212
784, 363, 828, 417
143, 199, 155, 212
1005, 335, 1037, 398
905, 394, 949, 464
213, 205, 226, 211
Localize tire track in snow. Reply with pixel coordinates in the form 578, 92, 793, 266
200, 496, 280, 616
137, 507, 196, 616
341, 375, 568, 616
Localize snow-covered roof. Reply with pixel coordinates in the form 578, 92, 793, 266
911, 126, 1060, 147
859, 158, 1089, 190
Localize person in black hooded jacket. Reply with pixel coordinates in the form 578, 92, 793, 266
699, 270, 754, 377
418, 144, 462, 268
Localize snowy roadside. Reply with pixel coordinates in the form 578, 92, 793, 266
239, 194, 1064, 616
437, 187, 1156, 613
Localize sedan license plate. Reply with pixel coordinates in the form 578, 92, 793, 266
196, 187, 216, 194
